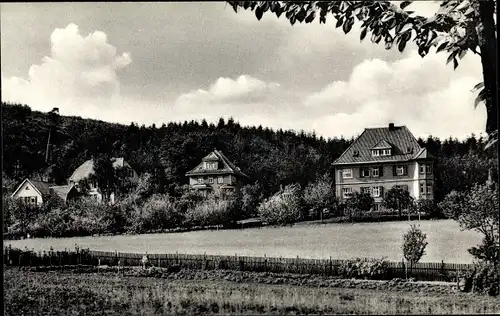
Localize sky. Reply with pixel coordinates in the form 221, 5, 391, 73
1, 1, 487, 140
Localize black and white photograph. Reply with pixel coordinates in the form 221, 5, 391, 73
2, 1, 499, 315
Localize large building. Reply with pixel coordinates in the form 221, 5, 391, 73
332, 123, 434, 211
186, 149, 249, 194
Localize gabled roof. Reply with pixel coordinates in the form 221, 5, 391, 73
371, 139, 392, 149
11, 179, 54, 198
186, 149, 249, 178
413, 148, 434, 160
333, 125, 423, 165
68, 157, 130, 182
49, 184, 78, 202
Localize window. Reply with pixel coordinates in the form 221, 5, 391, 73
208, 177, 214, 184
372, 186, 381, 197
426, 164, 433, 175
372, 167, 380, 177
198, 177, 204, 184
419, 164, 425, 174
381, 149, 391, 156
31, 197, 36, 204
360, 187, 370, 194
25, 186, 30, 190
231, 176, 236, 184
427, 183, 433, 194
372, 150, 380, 157
342, 187, 353, 198
373, 204, 380, 212
361, 168, 370, 177
218, 176, 224, 184
129, 169, 134, 177
342, 169, 353, 179
420, 183, 425, 194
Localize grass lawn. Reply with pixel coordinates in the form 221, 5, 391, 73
6, 219, 481, 263
4, 268, 499, 315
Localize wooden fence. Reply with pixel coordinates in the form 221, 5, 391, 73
3, 247, 473, 282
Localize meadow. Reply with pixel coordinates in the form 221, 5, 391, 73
4, 268, 499, 315
7, 219, 481, 263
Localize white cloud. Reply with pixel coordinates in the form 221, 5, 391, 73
306, 49, 487, 140
2, 23, 131, 115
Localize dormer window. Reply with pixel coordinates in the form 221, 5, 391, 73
372, 150, 380, 157
381, 149, 391, 156
203, 161, 218, 170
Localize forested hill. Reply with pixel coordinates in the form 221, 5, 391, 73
2, 102, 497, 200
1, 102, 352, 195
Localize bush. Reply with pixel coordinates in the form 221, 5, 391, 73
414, 199, 444, 219
135, 194, 182, 232
460, 262, 499, 296
184, 194, 241, 228
257, 184, 302, 225
303, 174, 337, 219
338, 257, 389, 280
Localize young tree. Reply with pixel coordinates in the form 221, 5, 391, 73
345, 191, 374, 221
439, 181, 499, 264
383, 187, 414, 218
402, 224, 428, 279
227, 0, 498, 143
303, 173, 337, 219
91, 154, 118, 203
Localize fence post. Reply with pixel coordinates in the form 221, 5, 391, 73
264, 254, 267, 273
158, 255, 160, 268
329, 256, 333, 276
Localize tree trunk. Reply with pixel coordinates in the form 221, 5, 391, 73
478, 1, 497, 135
45, 130, 52, 163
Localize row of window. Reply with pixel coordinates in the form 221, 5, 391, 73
342, 183, 432, 198
197, 176, 237, 185
21, 196, 37, 205
342, 164, 433, 179
371, 149, 391, 157
203, 162, 218, 170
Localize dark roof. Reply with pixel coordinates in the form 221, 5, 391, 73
186, 149, 249, 178
333, 125, 425, 165
28, 180, 54, 196
10, 179, 54, 198
49, 184, 77, 202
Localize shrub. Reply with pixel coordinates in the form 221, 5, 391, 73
345, 192, 374, 219
240, 182, 264, 218
257, 184, 302, 225
303, 174, 337, 219
460, 262, 499, 296
184, 194, 241, 228
414, 199, 444, 219
338, 257, 389, 280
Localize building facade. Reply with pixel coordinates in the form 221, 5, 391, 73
186, 149, 249, 194
10, 179, 79, 206
332, 123, 434, 210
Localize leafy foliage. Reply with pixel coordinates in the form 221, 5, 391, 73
228, 0, 497, 140
302, 173, 337, 213
345, 192, 374, 218
338, 257, 390, 280
383, 187, 414, 217
257, 183, 303, 225
402, 224, 428, 265
438, 182, 499, 264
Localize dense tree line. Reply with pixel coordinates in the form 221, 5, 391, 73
2, 102, 497, 201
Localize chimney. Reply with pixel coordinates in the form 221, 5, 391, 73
389, 123, 395, 131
